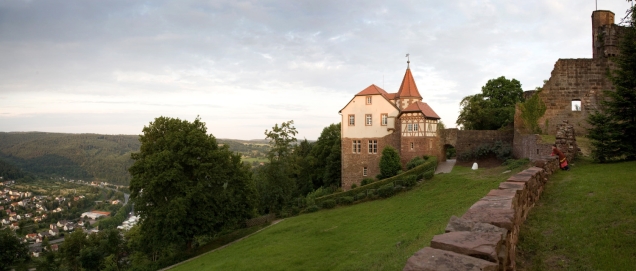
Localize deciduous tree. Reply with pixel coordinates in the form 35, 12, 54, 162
0, 229, 29, 271
129, 116, 257, 253
457, 76, 524, 130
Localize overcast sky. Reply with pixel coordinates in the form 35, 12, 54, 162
0, 1, 632, 140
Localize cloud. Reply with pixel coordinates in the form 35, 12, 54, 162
0, 0, 633, 139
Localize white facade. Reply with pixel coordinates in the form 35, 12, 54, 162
340, 94, 399, 139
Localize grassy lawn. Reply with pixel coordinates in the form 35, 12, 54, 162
241, 157, 268, 163
517, 159, 636, 270
171, 165, 525, 271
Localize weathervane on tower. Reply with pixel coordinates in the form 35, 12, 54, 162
406, 53, 410, 68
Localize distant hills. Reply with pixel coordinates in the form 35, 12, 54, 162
0, 132, 270, 186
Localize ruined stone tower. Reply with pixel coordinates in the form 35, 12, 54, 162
535, 10, 625, 135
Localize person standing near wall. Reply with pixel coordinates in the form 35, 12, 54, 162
551, 144, 570, 170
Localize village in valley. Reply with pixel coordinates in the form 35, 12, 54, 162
0, 176, 137, 258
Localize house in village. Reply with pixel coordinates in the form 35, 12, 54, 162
339, 60, 441, 189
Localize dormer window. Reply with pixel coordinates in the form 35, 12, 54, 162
366, 96, 372, 104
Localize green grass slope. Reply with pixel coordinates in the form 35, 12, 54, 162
171, 165, 523, 271
517, 159, 636, 270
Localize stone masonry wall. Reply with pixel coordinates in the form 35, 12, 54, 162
536, 58, 616, 135
341, 130, 400, 190
400, 136, 440, 168
512, 133, 552, 161
455, 130, 514, 162
403, 157, 560, 271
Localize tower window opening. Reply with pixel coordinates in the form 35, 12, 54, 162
572, 99, 582, 111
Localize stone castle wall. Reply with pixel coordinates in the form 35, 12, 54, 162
404, 157, 561, 271
455, 130, 514, 162
535, 58, 616, 135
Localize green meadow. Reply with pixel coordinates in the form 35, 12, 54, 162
171, 165, 521, 271
517, 159, 636, 270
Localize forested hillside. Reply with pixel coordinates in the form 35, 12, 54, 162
0, 132, 271, 185
0, 132, 140, 185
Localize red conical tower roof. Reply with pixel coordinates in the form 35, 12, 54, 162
396, 65, 422, 99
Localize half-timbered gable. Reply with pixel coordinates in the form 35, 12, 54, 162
340, 61, 442, 190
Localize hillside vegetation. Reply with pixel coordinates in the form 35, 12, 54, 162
170, 165, 523, 271
0, 132, 270, 185
0, 132, 140, 184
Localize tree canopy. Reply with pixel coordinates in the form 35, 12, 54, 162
457, 76, 524, 130
588, 5, 636, 161
129, 116, 257, 251
0, 229, 29, 271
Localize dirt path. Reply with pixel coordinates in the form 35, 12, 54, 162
435, 159, 456, 174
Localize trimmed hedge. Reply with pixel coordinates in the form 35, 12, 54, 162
339, 196, 354, 205
322, 199, 337, 209
315, 156, 437, 206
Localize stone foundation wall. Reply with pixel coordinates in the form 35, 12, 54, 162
404, 157, 560, 271
400, 136, 440, 167
341, 131, 400, 190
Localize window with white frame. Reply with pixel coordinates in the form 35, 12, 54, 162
365, 114, 372, 126
366, 96, 372, 104
363, 167, 368, 176
381, 114, 388, 126
348, 114, 355, 126
352, 140, 361, 153
407, 123, 413, 132
413, 123, 419, 131
368, 140, 378, 154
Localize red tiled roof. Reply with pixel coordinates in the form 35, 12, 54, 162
340, 84, 399, 113
355, 84, 390, 99
400, 102, 441, 119
396, 68, 422, 99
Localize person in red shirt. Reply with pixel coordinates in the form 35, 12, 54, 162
551, 144, 570, 170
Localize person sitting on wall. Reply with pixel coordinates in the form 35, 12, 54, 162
551, 144, 570, 171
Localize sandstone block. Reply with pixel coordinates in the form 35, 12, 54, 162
430, 231, 504, 263
445, 216, 508, 237
403, 247, 498, 271
462, 208, 514, 230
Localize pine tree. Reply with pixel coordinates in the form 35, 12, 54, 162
588, 5, 636, 161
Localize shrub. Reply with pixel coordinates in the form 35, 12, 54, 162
379, 146, 401, 179
361, 178, 376, 186
416, 173, 424, 180
394, 185, 403, 192
356, 192, 367, 201
458, 140, 512, 161
314, 156, 437, 206
422, 155, 430, 160
378, 184, 395, 198
406, 156, 425, 170
321, 199, 336, 209
403, 175, 417, 187
339, 196, 354, 205
350, 183, 357, 189
423, 170, 435, 180
305, 205, 320, 213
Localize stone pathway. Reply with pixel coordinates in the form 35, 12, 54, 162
435, 159, 456, 174
160, 219, 285, 271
